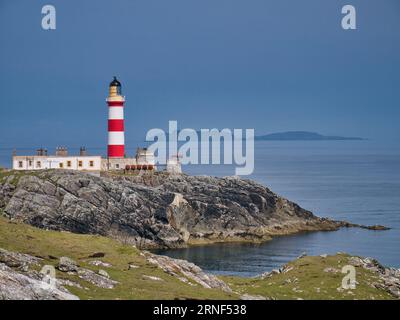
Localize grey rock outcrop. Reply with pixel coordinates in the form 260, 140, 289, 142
88, 260, 112, 268
55, 256, 118, 289
145, 252, 232, 292
0, 248, 78, 300
347, 256, 400, 298
0, 263, 79, 300
0, 170, 353, 248
0, 248, 42, 272
77, 268, 117, 289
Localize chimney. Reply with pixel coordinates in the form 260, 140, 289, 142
79, 147, 87, 156
56, 147, 68, 157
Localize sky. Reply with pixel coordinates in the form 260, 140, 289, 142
0, 0, 399, 153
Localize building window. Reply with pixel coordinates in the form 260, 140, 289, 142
28, 160, 33, 167
67, 161, 72, 168
36, 161, 41, 168
89, 161, 94, 167
78, 161, 83, 167
18, 161, 23, 168
59, 163, 64, 168
115, 164, 120, 169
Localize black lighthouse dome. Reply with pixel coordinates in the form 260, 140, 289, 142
110, 76, 121, 87
109, 76, 122, 95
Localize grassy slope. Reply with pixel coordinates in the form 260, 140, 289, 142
0, 216, 395, 300
0, 216, 235, 300
221, 254, 394, 300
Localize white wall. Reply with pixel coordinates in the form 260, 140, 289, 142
137, 152, 155, 165
13, 156, 102, 171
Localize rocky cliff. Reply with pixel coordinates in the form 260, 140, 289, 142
0, 170, 350, 248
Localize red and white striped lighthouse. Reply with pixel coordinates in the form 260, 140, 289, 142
107, 77, 125, 158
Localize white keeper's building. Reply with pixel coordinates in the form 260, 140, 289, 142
12, 147, 156, 173
12, 147, 102, 172
13, 156, 103, 172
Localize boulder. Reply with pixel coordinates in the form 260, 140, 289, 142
88, 260, 112, 268
0, 263, 78, 300
57, 257, 79, 273
77, 268, 117, 289
146, 252, 232, 292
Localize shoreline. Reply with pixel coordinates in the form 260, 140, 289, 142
142, 220, 389, 251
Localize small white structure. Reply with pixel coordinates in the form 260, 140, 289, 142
136, 148, 155, 165
166, 155, 182, 174
101, 148, 156, 171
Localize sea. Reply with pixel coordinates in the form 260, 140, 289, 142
1, 140, 399, 277
155, 140, 400, 276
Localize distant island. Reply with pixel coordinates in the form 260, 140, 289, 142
255, 131, 365, 141
156, 130, 365, 142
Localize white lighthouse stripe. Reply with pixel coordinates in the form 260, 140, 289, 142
108, 132, 125, 145
108, 107, 124, 120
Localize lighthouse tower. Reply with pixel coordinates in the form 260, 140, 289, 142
107, 77, 125, 158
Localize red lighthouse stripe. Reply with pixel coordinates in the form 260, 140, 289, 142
108, 145, 125, 158
108, 119, 124, 131
107, 101, 124, 107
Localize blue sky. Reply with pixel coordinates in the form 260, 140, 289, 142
0, 0, 399, 151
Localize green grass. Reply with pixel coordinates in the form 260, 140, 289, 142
0, 216, 236, 300
221, 254, 394, 300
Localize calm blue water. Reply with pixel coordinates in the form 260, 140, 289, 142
154, 140, 400, 276
2, 140, 400, 276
